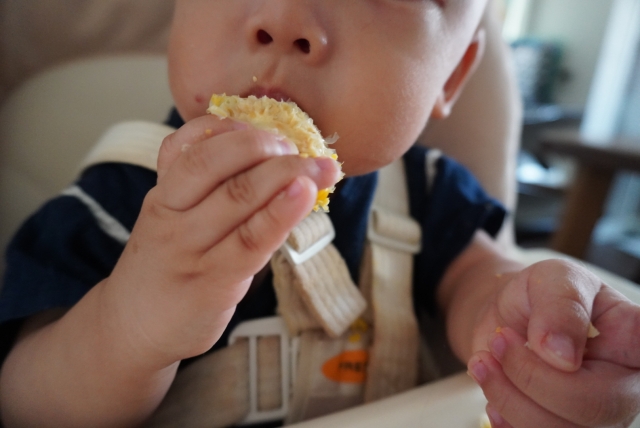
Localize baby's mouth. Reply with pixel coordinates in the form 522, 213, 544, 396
242, 86, 296, 105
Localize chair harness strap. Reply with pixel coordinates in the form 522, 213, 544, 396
82, 121, 423, 427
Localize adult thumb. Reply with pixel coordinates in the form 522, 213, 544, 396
524, 259, 602, 372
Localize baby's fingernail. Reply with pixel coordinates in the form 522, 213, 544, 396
286, 177, 304, 198
543, 332, 576, 368
489, 333, 507, 361
231, 120, 250, 130
278, 138, 299, 155
467, 357, 487, 384
486, 404, 504, 426
314, 157, 337, 172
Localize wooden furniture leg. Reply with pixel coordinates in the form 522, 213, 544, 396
551, 165, 615, 259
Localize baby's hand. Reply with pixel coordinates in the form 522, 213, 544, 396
468, 260, 640, 427
103, 115, 340, 366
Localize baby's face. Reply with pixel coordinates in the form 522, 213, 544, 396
169, 0, 485, 176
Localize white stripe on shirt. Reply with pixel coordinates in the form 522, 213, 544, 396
61, 185, 131, 245
425, 149, 442, 193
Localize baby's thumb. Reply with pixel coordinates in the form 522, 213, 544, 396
524, 260, 602, 372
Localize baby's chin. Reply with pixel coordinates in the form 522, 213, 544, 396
338, 153, 395, 178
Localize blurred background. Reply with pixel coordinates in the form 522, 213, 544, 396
501, 0, 640, 282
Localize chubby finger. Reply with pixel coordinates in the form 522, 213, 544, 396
487, 327, 640, 427
183, 155, 340, 251
523, 260, 602, 371
205, 175, 318, 285
484, 404, 513, 428
157, 127, 298, 210
157, 115, 249, 179
587, 284, 640, 368
468, 350, 582, 428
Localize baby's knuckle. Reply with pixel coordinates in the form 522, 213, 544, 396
225, 173, 256, 206
263, 201, 285, 230
141, 206, 177, 244
513, 358, 538, 393
282, 155, 311, 175
237, 223, 262, 253
490, 389, 512, 419
141, 192, 171, 221
182, 142, 212, 177
578, 394, 620, 427
158, 133, 175, 157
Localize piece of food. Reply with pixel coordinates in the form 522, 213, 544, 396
479, 413, 491, 428
207, 94, 341, 212
587, 322, 600, 338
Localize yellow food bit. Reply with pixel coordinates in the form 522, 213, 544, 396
208, 94, 342, 211
587, 322, 600, 339
479, 413, 491, 428
351, 318, 369, 332
348, 333, 362, 343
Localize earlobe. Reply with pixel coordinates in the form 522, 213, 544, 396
431, 28, 486, 120
431, 94, 450, 120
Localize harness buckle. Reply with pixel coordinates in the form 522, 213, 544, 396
280, 224, 335, 265
367, 206, 422, 254
228, 316, 299, 425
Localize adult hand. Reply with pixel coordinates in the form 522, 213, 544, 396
468, 260, 640, 427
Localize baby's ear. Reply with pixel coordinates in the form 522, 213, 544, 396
432, 28, 486, 120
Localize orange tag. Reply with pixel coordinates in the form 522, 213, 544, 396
321, 350, 369, 384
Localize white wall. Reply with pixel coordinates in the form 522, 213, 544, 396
619, 52, 640, 138
524, 0, 614, 108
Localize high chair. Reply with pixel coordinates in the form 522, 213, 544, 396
1, 1, 639, 426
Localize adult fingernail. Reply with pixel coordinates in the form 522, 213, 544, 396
489, 333, 507, 361
468, 357, 487, 384
543, 332, 576, 368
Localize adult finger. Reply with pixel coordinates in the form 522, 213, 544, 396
156, 115, 248, 179
157, 127, 298, 211
468, 350, 583, 428
522, 259, 602, 372
487, 327, 640, 427
181, 155, 339, 251
586, 284, 640, 369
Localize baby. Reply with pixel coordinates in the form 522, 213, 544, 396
0, 1, 639, 427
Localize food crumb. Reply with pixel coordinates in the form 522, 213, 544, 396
479, 413, 491, 428
587, 322, 600, 339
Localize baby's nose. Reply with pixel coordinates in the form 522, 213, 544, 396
247, 1, 329, 63
256, 29, 312, 55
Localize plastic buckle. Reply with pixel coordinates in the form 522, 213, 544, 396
280, 224, 335, 265
367, 207, 422, 254
228, 316, 299, 425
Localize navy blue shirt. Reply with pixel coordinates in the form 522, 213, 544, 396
0, 111, 505, 383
